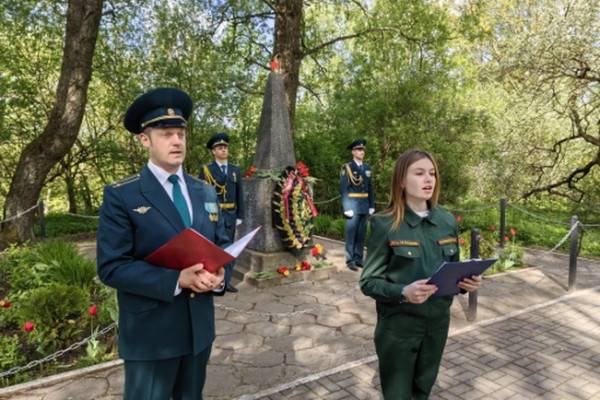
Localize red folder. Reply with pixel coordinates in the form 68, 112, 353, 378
145, 229, 234, 274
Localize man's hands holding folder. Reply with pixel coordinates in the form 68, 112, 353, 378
178, 263, 224, 293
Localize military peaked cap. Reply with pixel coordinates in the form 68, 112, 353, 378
124, 87, 192, 134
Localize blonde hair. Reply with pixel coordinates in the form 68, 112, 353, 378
383, 149, 441, 229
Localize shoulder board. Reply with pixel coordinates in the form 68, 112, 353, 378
189, 175, 208, 185
111, 174, 140, 188
437, 237, 458, 246
389, 240, 420, 247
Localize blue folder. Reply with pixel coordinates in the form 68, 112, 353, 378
427, 258, 497, 296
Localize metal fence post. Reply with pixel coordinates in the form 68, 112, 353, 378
38, 201, 46, 239
499, 198, 507, 248
568, 216, 579, 292
467, 228, 480, 321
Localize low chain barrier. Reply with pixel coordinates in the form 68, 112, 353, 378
0, 323, 117, 379
313, 195, 340, 205
64, 212, 99, 219
445, 204, 497, 213
0, 203, 40, 225
479, 221, 580, 257
507, 203, 571, 226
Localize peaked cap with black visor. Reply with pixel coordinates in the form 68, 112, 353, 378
123, 88, 192, 134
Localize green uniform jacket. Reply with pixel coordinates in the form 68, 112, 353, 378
360, 205, 459, 309
360, 206, 461, 399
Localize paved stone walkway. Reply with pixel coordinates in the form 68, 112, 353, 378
0, 238, 598, 399
254, 289, 600, 400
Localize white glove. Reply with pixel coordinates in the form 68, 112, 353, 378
236, 219, 243, 226
344, 210, 354, 218
369, 208, 375, 215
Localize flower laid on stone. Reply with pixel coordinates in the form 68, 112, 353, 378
311, 243, 325, 258
23, 321, 35, 332
88, 304, 98, 316
0, 299, 11, 308
277, 266, 290, 277
243, 165, 257, 178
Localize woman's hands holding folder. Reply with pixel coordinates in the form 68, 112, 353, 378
457, 275, 482, 292
402, 279, 438, 304
178, 263, 225, 293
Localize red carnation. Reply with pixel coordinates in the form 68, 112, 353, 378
455, 215, 462, 223
243, 165, 257, 178
311, 246, 319, 257
509, 227, 517, 237
503, 235, 510, 242
295, 161, 310, 177
23, 321, 35, 332
0, 299, 11, 308
458, 238, 466, 245
88, 305, 98, 316
301, 261, 311, 271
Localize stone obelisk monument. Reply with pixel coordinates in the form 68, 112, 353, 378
235, 71, 303, 280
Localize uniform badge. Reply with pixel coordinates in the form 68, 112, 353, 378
232, 172, 237, 182
204, 202, 219, 214
365, 170, 371, 177
209, 213, 219, 222
167, 108, 175, 116
133, 206, 151, 215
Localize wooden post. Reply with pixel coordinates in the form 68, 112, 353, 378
38, 201, 46, 239
568, 216, 579, 292
467, 228, 480, 321
499, 198, 507, 248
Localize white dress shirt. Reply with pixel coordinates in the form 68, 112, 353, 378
147, 160, 193, 224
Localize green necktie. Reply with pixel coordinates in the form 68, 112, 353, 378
167, 174, 191, 228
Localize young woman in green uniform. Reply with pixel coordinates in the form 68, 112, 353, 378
360, 149, 481, 400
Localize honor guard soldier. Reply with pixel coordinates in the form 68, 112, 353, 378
340, 139, 375, 271
97, 88, 230, 400
199, 132, 244, 293
360, 149, 481, 399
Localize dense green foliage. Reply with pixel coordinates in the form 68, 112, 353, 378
1, 0, 598, 217
0, 240, 116, 386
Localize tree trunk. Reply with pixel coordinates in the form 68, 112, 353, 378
273, 0, 303, 133
81, 171, 94, 214
0, 0, 104, 248
65, 172, 78, 214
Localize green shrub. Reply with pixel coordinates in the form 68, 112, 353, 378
2, 241, 96, 294
313, 215, 333, 236
0, 334, 25, 370
1, 244, 46, 293
17, 284, 88, 354
33, 212, 98, 238
34, 241, 96, 287
330, 218, 346, 240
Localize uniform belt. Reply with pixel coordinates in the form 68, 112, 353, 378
219, 202, 236, 209
348, 193, 368, 198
